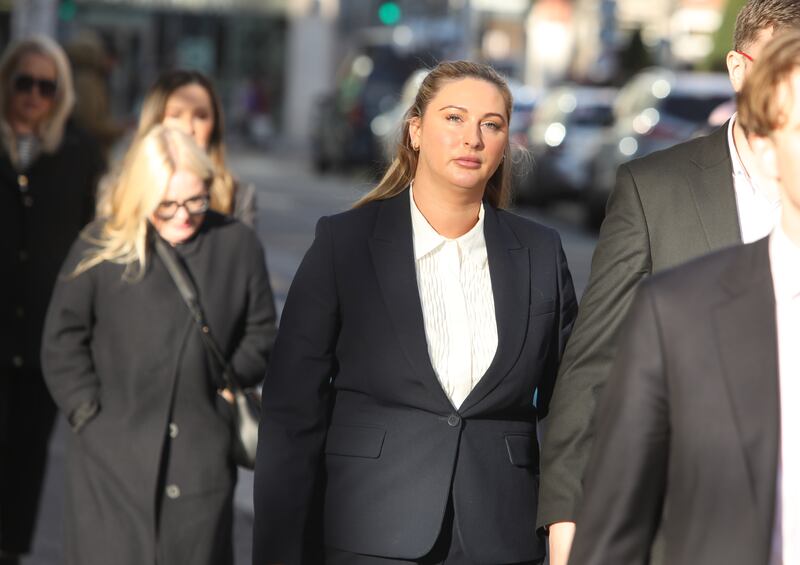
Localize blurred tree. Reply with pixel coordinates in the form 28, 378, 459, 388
702, 0, 746, 70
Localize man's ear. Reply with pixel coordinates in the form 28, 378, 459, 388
727, 50, 747, 93
749, 133, 780, 182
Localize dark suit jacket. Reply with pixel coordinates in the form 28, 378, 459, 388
538, 123, 743, 527
569, 237, 779, 565
252, 189, 577, 565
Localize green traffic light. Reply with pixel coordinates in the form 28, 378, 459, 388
378, 2, 402, 26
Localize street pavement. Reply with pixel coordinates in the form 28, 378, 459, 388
22, 145, 598, 565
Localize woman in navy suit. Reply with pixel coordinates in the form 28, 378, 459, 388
253, 61, 577, 565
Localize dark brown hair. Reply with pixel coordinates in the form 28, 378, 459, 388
734, 0, 800, 51
738, 29, 800, 136
354, 60, 513, 209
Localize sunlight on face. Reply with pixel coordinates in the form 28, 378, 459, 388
162, 83, 215, 150
150, 169, 208, 245
410, 77, 509, 195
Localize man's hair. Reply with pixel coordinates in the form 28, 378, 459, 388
734, 0, 800, 50
738, 29, 800, 136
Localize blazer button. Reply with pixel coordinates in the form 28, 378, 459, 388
11, 355, 24, 368
17, 174, 28, 191
22, 195, 33, 207
447, 414, 461, 427
165, 484, 181, 499
169, 423, 179, 439
19, 250, 29, 262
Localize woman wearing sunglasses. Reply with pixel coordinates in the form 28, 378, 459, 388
41, 125, 277, 565
0, 36, 104, 565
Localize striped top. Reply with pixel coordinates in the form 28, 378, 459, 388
409, 186, 498, 409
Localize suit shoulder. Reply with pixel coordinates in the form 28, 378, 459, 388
624, 127, 727, 178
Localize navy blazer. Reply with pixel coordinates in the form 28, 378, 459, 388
253, 189, 577, 565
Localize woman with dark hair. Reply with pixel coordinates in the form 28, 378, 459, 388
0, 35, 103, 565
98, 69, 257, 227
253, 60, 577, 564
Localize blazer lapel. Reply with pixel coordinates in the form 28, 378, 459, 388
460, 205, 530, 414
368, 191, 452, 407
687, 122, 742, 250
713, 238, 779, 541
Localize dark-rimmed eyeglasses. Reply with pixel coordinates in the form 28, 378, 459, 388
13, 74, 57, 98
154, 195, 209, 220
735, 50, 755, 63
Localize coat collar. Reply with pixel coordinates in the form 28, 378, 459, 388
686, 121, 743, 249
368, 189, 530, 412
712, 237, 779, 546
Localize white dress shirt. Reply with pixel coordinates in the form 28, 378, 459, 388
769, 222, 800, 565
409, 187, 498, 409
728, 115, 782, 243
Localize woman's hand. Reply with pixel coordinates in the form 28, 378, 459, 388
218, 388, 235, 404
548, 521, 576, 565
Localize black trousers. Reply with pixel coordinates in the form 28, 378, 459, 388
0, 367, 58, 554
325, 497, 543, 565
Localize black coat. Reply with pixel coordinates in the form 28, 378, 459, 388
42, 213, 277, 565
253, 190, 577, 564
0, 122, 103, 372
570, 238, 779, 565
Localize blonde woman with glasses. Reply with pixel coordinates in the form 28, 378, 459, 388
42, 126, 276, 565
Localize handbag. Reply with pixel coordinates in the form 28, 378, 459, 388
155, 238, 261, 469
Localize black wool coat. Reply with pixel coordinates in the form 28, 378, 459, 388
0, 122, 103, 373
42, 213, 277, 565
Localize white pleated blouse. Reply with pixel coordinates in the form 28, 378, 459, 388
409, 187, 498, 409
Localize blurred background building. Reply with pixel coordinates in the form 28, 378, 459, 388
0, 0, 744, 151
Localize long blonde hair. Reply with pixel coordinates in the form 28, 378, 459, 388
355, 60, 514, 209
137, 70, 235, 214
75, 126, 214, 280
0, 35, 75, 162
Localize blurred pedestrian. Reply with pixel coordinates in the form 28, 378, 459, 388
41, 125, 277, 565
569, 29, 800, 564
65, 29, 125, 164
0, 35, 103, 565
539, 2, 800, 563
117, 70, 258, 227
253, 60, 577, 564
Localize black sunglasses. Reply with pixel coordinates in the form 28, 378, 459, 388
13, 74, 57, 98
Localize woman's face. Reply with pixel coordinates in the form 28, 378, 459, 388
7, 52, 57, 130
150, 169, 209, 246
409, 77, 508, 195
162, 83, 215, 150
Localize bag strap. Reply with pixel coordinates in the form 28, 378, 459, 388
154, 238, 243, 392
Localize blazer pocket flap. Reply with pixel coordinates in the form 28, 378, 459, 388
325, 424, 386, 459
505, 433, 538, 468
531, 298, 556, 316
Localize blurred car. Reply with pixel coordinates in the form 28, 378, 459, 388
517, 85, 616, 205
586, 68, 734, 227
311, 44, 430, 172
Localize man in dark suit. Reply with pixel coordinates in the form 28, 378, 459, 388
539, 2, 800, 561
568, 29, 800, 563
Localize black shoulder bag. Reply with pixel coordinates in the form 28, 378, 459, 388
155, 238, 261, 469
